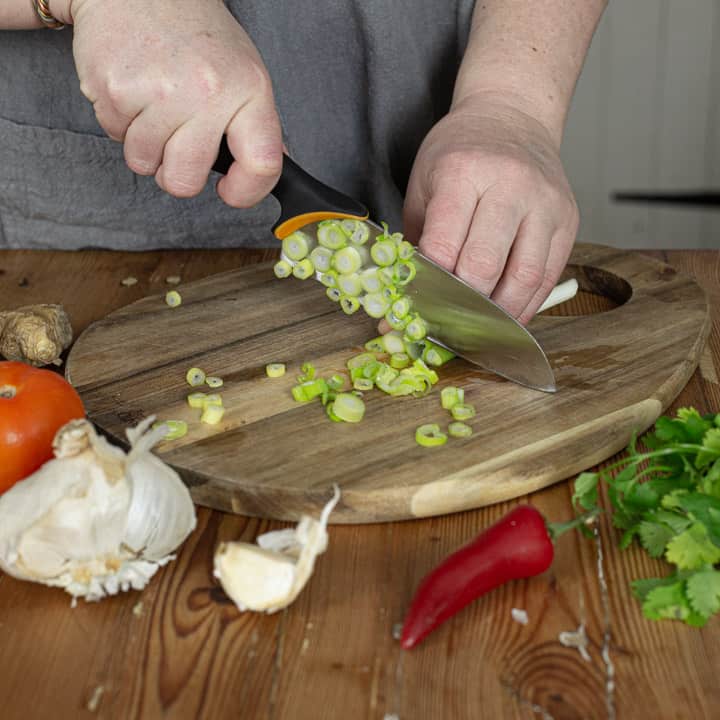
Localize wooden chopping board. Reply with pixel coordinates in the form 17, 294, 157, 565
66, 243, 710, 523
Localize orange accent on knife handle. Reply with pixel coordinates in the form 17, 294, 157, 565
212, 137, 368, 240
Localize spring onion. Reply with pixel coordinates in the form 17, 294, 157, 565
423, 341, 456, 367
404, 315, 428, 342
318, 270, 338, 288
448, 421, 473, 438
360, 267, 383, 293
326, 287, 342, 302
282, 230, 315, 261
415, 424, 448, 448
204, 393, 223, 407
451, 403, 476, 421
397, 240, 415, 260
332, 246, 363, 275
274, 260, 293, 279
353, 377, 374, 391
440, 386, 464, 410
165, 290, 182, 307
332, 393, 366, 423
186, 367, 206, 386
309, 246, 333, 273
378, 331, 404, 355
340, 296, 360, 315
292, 259, 314, 280
266, 363, 286, 378
378, 266, 396, 286
337, 273, 363, 297
390, 352, 410, 369
201, 404, 225, 425
391, 297, 412, 319
153, 420, 188, 440
385, 310, 410, 332
297, 362, 316, 383
326, 374, 346, 391
364, 337, 386, 353
325, 402, 342, 422
347, 352, 377, 369
317, 220, 347, 250
292, 379, 328, 402
370, 240, 397, 267
206, 376, 224, 388
187, 392, 207, 409
362, 292, 390, 319
362, 360, 383, 380
394, 261, 416, 285
342, 219, 370, 245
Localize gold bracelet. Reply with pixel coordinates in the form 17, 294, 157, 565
34, 0, 66, 30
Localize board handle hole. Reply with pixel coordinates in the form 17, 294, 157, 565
541, 264, 632, 317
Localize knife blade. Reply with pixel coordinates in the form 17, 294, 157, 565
212, 143, 557, 392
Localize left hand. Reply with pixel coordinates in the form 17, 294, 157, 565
403, 92, 579, 325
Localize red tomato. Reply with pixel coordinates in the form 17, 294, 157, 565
0, 361, 85, 493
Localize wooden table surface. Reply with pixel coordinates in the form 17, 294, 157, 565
1, 248, 719, 720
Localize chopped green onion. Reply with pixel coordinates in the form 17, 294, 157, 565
363, 292, 390, 318
397, 240, 415, 260
332, 392, 366, 423
347, 352, 377, 369
292, 378, 328, 402
292, 258, 314, 280
404, 315, 428, 341
340, 295, 360, 315
309, 246, 334, 273
165, 290, 182, 307
378, 266, 396, 286
423, 341, 456, 367
326, 374, 346, 391
326, 287, 342, 302
273, 259, 293, 279
360, 267, 383, 293
266, 363, 286, 378
364, 336, 386, 353
415, 424, 448, 447
404, 339, 424, 360
412, 358, 439, 384
187, 392, 207, 408
371, 240, 397, 267
205, 376, 224, 388
332, 246, 363, 275
353, 377, 374, 391
382, 285, 400, 302
451, 403, 476, 421
390, 352, 410, 369
204, 393, 223, 406
342, 219, 370, 245
201, 404, 225, 425
297, 362, 316, 383
448, 421, 473, 438
282, 230, 315, 261
153, 420, 188, 440
385, 309, 409, 331
441, 386, 464, 410
362, 360, 383, 380
381, 331, 405, 354
374, 364, 400, 393
317, 220, 347, 250
319, 270, 339, 288
394, 261, 417, 285
186, 367, 206, 386
337, 273, 363, 296
325, 402, 343, 422
391, 297, 412, 319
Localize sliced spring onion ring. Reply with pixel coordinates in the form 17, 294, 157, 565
370, 240, 397, 267
292, 378, 328, 402
292, 258, 314, 280
441, 386, 464, 410
342, 219, 370, 245
390, 352, 410, 369
378, 266, 396, 286
340, 295, 360, 315
326, 374, 346, 391
353, 377, 374, 391
297, 362, 316, 383
391, 297, 412, 319
332, 392, 366, 423
451, 403, 476, 421
381, 331, 406, 355
362, 292, 390, 319
337, 273, 363, 296
381, 285, 400, 303
347, 352, 377, 369
273, 259, 293, 279
415, 424, 448, 447
385, 309, 409, 331
364, 336, 386, 353
448, 421, 473, 438
266, 363, 286, 378
319, 270, 339, 288
394, 261, 416, 285
282, 230, 315, 261
325, 402, 342, 422
201, 404, 225, 425
153, 420, 188, 440
309, 246, 334, 273
187, 392, 207, 408
332, 246, 363, 275
326, 287, 342, 302
186, 367, 206, 386
423, 341, 456, 367
404, 315, 428, 342
205, 376, 224, 388
359, 267, 382, 293
317, 220, 348, 250
204, 393, 223, 407
165, 290, 182, 307
397, 240, 415, 260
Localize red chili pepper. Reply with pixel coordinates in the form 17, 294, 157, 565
401, 505, 571, 649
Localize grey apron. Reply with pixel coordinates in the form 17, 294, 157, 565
0, 1, 474, 250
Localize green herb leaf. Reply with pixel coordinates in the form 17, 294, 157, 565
638, 521, 676, 558
686, 569, 720, 617
572, 472, 599, 511
696, 427, 720, 469
665, 523, 720, 570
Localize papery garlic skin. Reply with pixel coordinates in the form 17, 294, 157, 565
213, 486, 340, 613
0, 418, 196, 603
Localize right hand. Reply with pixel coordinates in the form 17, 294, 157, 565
66, 0, 283, 207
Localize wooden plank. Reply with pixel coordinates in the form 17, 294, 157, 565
65, 244, 711, 523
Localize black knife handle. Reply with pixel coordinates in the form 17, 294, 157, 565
212, 136, 368, 238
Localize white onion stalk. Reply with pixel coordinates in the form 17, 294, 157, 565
214, 485, 340, 613
0, 418, 196, 605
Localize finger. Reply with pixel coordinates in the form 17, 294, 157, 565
92, 99, 135, 142
516, 226, 575, 325
154, 118, 226, 198
454, 191, 525, 296
378, 319, 391, 335
489, 213, 554, 319
216, 97, 283, 208
402, 166, 428, 246
123, 104, 184, 176
416, 176, 478, 272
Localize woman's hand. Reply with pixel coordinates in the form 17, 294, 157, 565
69, 0, 283, 207
403, 92, 579, 325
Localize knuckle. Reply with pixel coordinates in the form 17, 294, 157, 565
462, 244, 504, 282
509, 262, 544, 291
161, 172, 205, 198
422, 239, 457, 270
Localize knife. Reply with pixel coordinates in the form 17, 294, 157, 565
212, 141, 558, 392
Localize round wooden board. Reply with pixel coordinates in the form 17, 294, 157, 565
66, 244, 710, 523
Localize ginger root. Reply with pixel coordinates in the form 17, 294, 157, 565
0, 304, 73, 366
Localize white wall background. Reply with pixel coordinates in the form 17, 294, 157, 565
562, 0, 720, 249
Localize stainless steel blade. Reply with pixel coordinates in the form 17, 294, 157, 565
363, 221, 556, 392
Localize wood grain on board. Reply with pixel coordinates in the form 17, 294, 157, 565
65, 243, 711, 523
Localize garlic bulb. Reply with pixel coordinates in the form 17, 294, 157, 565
0, 417, 196, 603
214, 485, 340, 613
